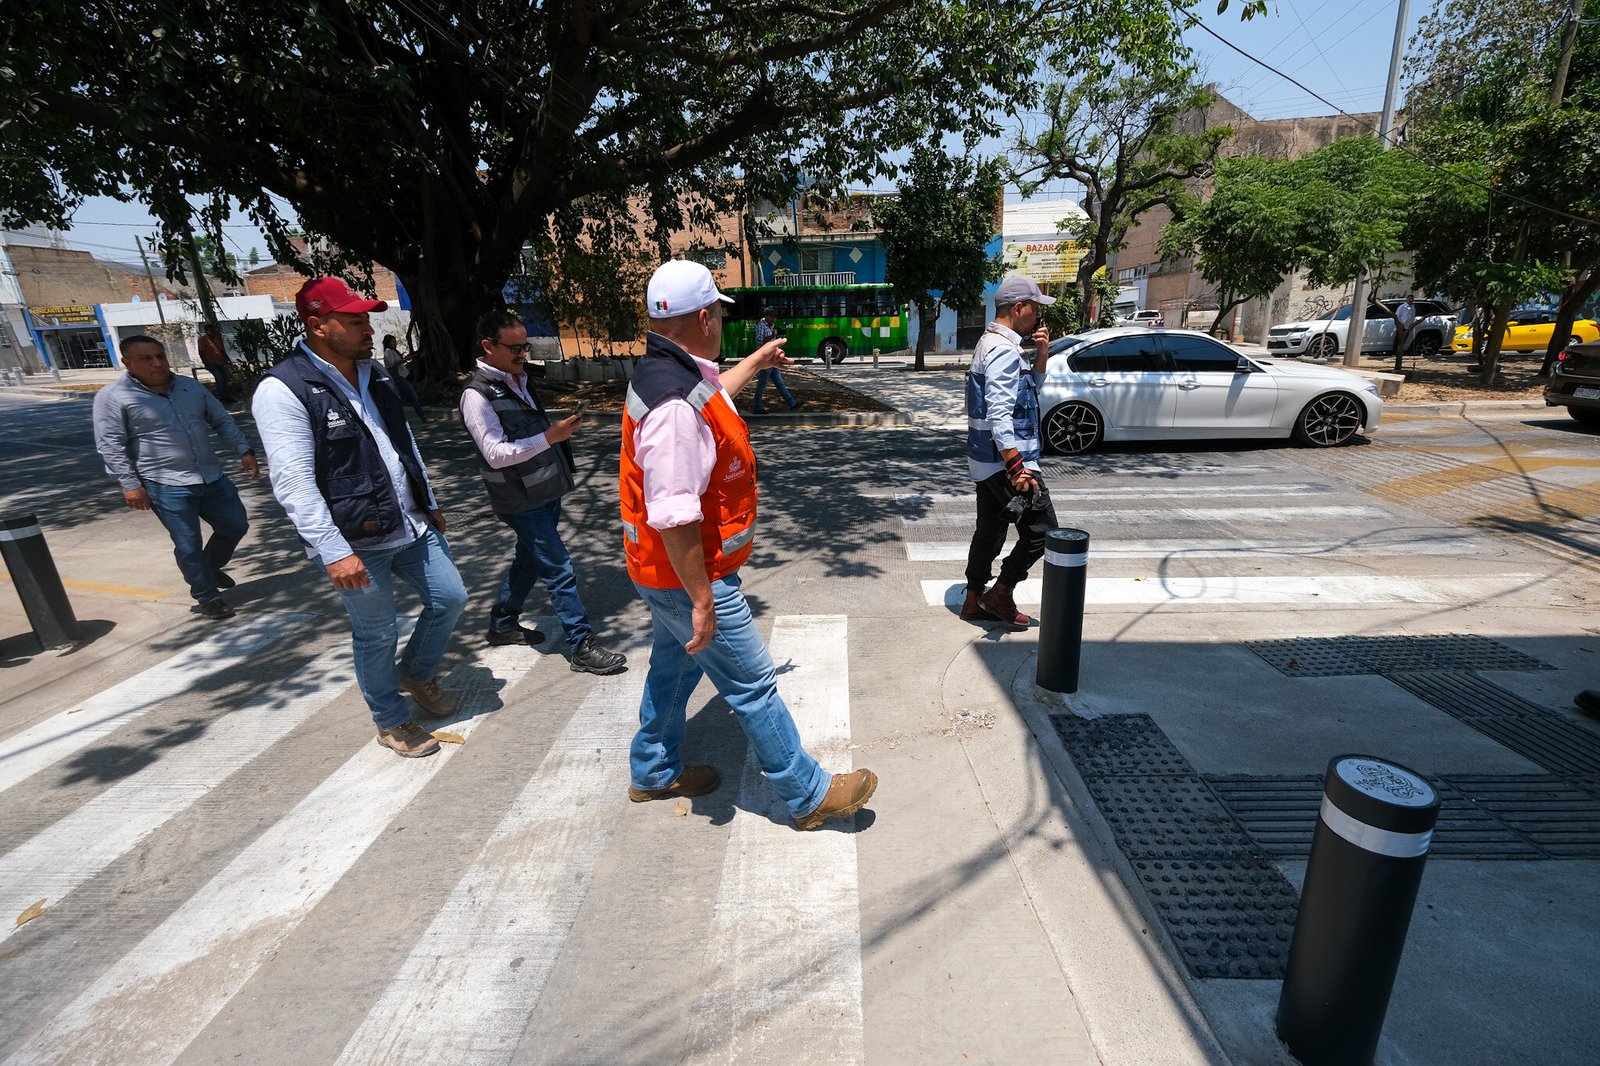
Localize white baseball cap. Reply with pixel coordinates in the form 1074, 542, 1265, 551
646, 260, 734, 319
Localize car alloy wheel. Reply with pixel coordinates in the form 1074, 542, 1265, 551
1307, 333, 1339, 360
1413, 333, 1440, 359
819, 338, 846, 364
1043, 401, 1104, 455
1294, 392, 1364, 447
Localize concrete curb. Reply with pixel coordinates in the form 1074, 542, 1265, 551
1384, 399, 1549, 415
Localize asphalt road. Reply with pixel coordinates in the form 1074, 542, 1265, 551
1, 386, 1596, 1065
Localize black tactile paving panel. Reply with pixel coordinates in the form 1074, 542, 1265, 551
1387, 670, 1556, 720
1082, 775, 1257, 859
1207, 776, 1542, 860
1129, 857, 1299, 980
1465, 716, 1600, 778
1441, 776, 1600, 858
1244, 634, 1553, 677
1049, 714, 1191, 777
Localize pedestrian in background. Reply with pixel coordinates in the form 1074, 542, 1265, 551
461, 308, 627, 675
961, 274, 1059, 630
1394, 295, 1417, 362
198, 323, 233, 403
93, 334, 257, 620
751, 307, 799, 414
254, 277, 467, 759
382, 333, 432, 422
620, 260, 877, 830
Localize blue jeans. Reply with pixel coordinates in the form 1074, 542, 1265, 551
753, 368, 796, 411
335, 527, 468, 730
205, 360, 231, 401
489, 501, 592, 651
392, 375, 428, 419
144, 476, 249, 604
631, 574, 829, 819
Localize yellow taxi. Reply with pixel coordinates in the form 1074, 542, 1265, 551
1452, 308, 1600, 352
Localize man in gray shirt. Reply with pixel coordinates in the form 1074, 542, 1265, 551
93, 334, 259, 619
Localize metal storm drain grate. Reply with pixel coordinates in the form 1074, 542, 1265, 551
1244, 634, 1552, 677
1130, 858, 1299, 980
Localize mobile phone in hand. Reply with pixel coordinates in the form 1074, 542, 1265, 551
572, 399, 585, 418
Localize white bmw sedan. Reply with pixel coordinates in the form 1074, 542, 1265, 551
1039, 328, 1383, 455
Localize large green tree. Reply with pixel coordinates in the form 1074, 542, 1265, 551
876, 144, 1003, 371
0, 0, 1231, 383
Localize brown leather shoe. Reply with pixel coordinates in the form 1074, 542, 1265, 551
959, 587, 987, 621
794, 769, 878, 830
979, 582, 1031, 629
376, 720, 442, 758
400, 675, 458, 718
628, 764, 722, 803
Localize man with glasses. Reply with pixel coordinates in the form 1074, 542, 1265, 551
461, 309, 626, 675
961, 274, 1058, 629
254, 276, 468, 759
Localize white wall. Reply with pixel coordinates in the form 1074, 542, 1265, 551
99, 295, 283, 366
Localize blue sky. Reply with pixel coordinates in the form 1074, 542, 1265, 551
49, 1, 1427, 265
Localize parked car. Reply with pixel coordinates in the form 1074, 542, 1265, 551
1267, 299, 1454, 360
1039, 328, 1382, 455
1544, 339, 1600, 429
1115, 309, 1164, 328
1452, 307, 1600, 353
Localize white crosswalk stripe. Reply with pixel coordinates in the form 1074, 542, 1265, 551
6, 643, 544, 1066
903, 505, 1391, 529
685, 615, 866, 1065
905, 533, 1493, 561
923, 574, 1542, 608
335, 656, 644, 1066
869, 482, 1334, 503
0, 612, 311, 798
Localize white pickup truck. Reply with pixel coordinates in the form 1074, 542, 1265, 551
1267, 299, 1455, 360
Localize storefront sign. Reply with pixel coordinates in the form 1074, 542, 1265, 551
1000, 240, 1086, 284
27, 305, 98, 327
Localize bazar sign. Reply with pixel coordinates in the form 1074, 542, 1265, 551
1000, 239, 1085, 284
28, 305, 97, 327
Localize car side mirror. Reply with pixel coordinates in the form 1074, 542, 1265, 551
1235, 357, 1252, 374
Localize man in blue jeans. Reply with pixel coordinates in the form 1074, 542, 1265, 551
751, 308, 799, 414
93, 334, 257, 620
254, 277, 468, 759
460, 308, 625, 675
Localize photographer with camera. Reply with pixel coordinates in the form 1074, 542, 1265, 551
960, 274, 1059, 630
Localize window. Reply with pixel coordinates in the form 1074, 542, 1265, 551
800, 248, 833, 274
1072, 335, 1165, 373
686, 248, 728, 270
1163, 334, 1240, 372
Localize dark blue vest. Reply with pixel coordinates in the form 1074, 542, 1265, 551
265, 348, 432, 549
462, 368, 574, 513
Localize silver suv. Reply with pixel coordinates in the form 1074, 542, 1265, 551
1267, 300, 1455, 360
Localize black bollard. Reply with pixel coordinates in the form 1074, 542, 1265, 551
0, 513, 80, 649
1276, 754, 1441, 1066
1036, 527, 1089, 693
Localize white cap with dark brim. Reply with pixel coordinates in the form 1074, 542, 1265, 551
647, 260, 735, 319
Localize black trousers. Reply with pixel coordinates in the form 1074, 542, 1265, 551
965, 471, 1058, 592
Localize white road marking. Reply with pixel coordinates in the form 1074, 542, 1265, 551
902, 505, 1390, 529
923, 574, 1542, 607
904, 534, 1492, 562
684, 615, 866, 1065
7, 645, 540, 1066
0, 612, 311, 797
0, 638, 360, 946
871, 482, 1333, 503
335, 660, 644, 1066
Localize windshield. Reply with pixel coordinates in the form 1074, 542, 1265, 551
1048, 334, 1089, 356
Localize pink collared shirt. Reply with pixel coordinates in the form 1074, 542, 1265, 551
632, 349, 728, 531
460, 359, 553, 469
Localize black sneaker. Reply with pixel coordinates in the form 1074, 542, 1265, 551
570, 638, 626, 675
213, 570, 237, 590
192, 599, 236, 620
485, 624, 546, 647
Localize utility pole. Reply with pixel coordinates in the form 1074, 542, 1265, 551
135, 235, 195, 379
1343, 0, 1411, 368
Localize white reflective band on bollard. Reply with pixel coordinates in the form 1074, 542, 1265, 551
1044, 550, 1088, 568
0, 523, 44, 543
1318, 795, 1434, 858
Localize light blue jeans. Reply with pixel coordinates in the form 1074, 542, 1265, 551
753, 368, 796, 411
334, 527, 468, 730
631, 574, 830, 818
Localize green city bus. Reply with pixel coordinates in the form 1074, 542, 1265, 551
719, 284, 909, 363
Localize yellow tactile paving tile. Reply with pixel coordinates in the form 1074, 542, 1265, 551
1468, 482, 1600, 526
0, 572, 171, 600
1371, 464, 1513, 501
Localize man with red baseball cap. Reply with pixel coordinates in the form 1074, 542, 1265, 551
253, 276, 467, 758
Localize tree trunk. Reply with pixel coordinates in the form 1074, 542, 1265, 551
1480, 300, 1514, 386
1208, 294, 1243, 338
913, 298, 938, 372
1539, 267, 1600, 378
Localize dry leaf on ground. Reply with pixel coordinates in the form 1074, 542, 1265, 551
15, 900, 47, 927
431, 731, 465, 745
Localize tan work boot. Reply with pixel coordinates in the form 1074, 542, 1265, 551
399, 675, 458, 718
628, 764, 722, 802
794, 769, 879, 830
376, 720, 441, 758
959, 587, 987, 621
979, 582, 1031, 629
